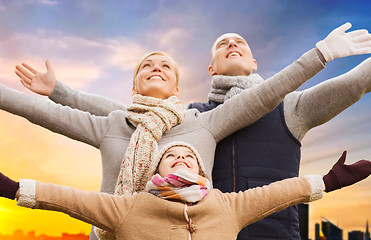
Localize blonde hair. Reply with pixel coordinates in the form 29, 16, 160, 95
132, 51, 180, 88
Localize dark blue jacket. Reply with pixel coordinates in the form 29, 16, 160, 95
188, 100, 302, 240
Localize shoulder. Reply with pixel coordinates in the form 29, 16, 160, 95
188, 100, 219, 113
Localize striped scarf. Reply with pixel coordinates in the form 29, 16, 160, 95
145, 170, 210, 203
115, 94, 184, 195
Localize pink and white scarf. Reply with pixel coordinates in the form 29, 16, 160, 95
145, 170, 211, 203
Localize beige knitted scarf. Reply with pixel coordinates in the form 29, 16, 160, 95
96, 94, 184, 240
115, 94, 184, 195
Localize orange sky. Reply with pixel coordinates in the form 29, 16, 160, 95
0, 110, 100, 236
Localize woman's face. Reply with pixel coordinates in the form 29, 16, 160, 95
132, 54, 179, 99
158, 146, 200, 177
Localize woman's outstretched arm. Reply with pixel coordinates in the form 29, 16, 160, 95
0, 83, 108, 148
16, 60, 126, 116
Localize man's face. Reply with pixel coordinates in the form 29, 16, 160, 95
208, 33, 257, 76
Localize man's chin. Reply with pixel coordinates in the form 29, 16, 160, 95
217, 62, 252, 76
219, 69, 252, 76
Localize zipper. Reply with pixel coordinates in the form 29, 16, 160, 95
232, 136, 236, 192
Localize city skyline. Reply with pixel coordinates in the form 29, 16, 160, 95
0, 230, 88, 240
314, 217, 370, 240
0, 217, 368, 240
0, 0, 370, 237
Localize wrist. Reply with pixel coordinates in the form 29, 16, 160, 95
45, 80, 57, 96
316, 40, 334, 62
0, 173, 20, 200
323, 170, 341, 192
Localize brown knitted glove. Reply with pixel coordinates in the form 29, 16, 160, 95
0, 172, 19, 200
323, 151, 371, 192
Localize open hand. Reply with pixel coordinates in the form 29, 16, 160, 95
15, 60, 57, 96
323, 151, 371, 192
316, 22, 371, 62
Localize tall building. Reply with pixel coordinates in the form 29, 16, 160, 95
315, 222, 326, 240
365, 219, 370, 240
321, 217, 343, 240
299, 204, 309, 240
348, 230, 364, 240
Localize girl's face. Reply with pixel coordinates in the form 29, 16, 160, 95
132, 54, 179, 100
158, 146, 200, 177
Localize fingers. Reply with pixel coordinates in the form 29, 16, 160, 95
352, 160, 371, 168
21, 63, 37, 74
15, 64, 34, 80
349, 160, 371, 179
346, 29, 371, 54
19, 78, 32, 90
14, 68, 32, 87
335, 22, 352, 33
354, 47, 371, 55
354, 38, 371, 48
347, 29, 369, 39
350, 33, 371, 45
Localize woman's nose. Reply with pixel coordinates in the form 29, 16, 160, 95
152, 65, 161, 72
176, 155, 185, 159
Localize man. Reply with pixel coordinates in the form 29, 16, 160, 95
188, 31, 371, 239
16, 23, 371, 240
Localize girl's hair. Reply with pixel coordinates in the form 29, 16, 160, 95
132, 51, 180, 88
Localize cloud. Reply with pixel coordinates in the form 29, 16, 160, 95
0, 25, 211, 104
107, 37, 149, 70
0, 29, 149, 94
38, 0, 59, 6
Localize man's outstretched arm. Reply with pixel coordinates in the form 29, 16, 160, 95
284, 56, 371, 141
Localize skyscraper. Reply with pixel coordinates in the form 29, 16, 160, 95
315, 222, 326, 240
321, 217, 343, 240
299, 204, 309, 240
365, 219, 370, 240
348, 230, 364, 240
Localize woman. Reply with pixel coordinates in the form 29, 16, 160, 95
1, 143, 370, 239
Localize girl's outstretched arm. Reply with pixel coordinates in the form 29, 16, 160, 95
228, 151, 371, 230
0, 172, 136, 235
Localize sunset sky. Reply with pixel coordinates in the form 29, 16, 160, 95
0, 0, 370, 238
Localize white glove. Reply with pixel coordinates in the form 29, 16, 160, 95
316, 22, 371, 62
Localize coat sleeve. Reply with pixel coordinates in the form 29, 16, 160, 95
284, 56, 371, 141
49, 81, 126, 116
17, 179, 136, 234
200, 48, 326, 142
221, 175, 325, 230
0, 83, 108, 148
